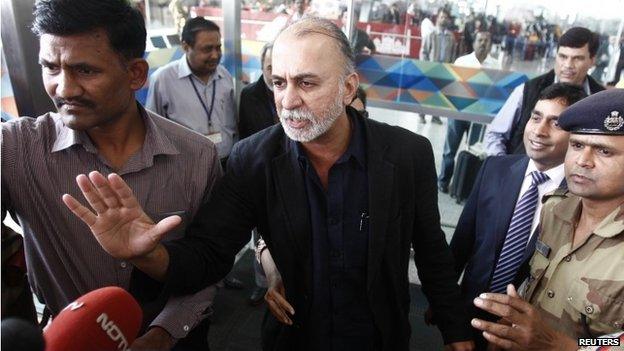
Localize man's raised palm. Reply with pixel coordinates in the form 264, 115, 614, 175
62, 171, 181, 260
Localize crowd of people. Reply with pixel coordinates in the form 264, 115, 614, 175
1, 0, 623, 351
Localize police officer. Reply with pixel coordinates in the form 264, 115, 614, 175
469, 89, 624, 350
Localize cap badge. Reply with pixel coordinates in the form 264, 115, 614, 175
604, 110, 624, 131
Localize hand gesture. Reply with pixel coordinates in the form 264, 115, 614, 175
62, 171, 181, 260
471, 285, 577, 351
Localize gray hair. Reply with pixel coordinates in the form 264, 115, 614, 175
276, 17, 356, 76
260, 42, 273, 68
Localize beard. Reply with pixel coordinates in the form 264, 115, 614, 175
279, 88, 345, 143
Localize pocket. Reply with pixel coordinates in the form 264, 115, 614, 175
524, 252, 551, 298
565, 279, 624, 335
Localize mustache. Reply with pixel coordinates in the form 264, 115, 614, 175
53, 97, 96, 109
280, 108, 314, 121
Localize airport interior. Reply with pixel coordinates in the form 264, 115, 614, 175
1, 0, 623, 350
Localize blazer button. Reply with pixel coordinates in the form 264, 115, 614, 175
585, 305, 594, 314
547, 290, 555, 298
563, 255, 572, 262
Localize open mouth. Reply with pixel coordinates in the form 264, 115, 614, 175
529, 139, 550, 150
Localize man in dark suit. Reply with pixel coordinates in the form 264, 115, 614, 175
63, 17, 473, 351
239, 42, 278, 139
447, 83, 587, 350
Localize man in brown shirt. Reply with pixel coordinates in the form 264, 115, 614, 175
1, 0, 221, 349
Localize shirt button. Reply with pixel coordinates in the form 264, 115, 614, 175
585, 305, 594, 314
120, 262, 127, 268
567, 296, 573, 302
183, 325, 190, 332
563, 255, 572, 262
547, 290, 555, 298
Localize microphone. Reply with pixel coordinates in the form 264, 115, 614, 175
1, 318, 45, 351
43, 286, 142, 351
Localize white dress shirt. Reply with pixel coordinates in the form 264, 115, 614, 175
515, 160, 566, 241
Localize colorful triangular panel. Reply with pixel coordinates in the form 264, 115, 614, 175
446, 96, 479, 110
441, 81, 476, 98
421, 64, 457, 80
420, 92, 453, 109
467, 71, 494, 85
449, 65, 480, 81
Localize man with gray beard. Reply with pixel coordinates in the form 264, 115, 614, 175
63, 17, 474, 351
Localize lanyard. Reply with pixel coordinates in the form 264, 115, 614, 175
189, 76, 217, 126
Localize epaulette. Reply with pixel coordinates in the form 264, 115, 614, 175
541, 187, 569, 204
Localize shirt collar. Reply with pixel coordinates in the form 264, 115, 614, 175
177, 55, 223, 83
291, 108, 367, 169
51, 103, 179, 159
554, 197, 624, 239
525, 160, 565, 186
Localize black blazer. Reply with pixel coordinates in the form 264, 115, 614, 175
238, 75, 277, 139
450, 155, 565, 319
160, 109, 471, 350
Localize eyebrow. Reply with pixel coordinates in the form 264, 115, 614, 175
569, 137, 613, 150
38, 58, 96, 70
271, 72, 321, 81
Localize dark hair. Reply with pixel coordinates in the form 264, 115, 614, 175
260, 42, 273, 68
558, 27, 599, 57
181, 17, 221, 47
538, 83, 587, 107
32, 0, 146, 60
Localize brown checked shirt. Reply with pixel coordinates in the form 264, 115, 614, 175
1, 105, 222, 338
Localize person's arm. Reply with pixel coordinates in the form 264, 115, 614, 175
484, 85, 524, 156
410, 137, 473, 347
449, 157, 490, 276
257, 242, 294, 325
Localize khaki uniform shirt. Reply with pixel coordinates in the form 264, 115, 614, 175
523, 191, 624, 339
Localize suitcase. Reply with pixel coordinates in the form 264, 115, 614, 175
449, 149, 483, 203
449, 121, 487, 203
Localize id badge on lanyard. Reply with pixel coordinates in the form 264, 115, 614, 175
189, 76, 221, 144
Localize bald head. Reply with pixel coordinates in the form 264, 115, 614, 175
275, 17, 355, 76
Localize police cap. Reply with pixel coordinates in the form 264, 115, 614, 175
558, 89, 624, 135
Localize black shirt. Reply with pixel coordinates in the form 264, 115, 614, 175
292, 110, 377, 350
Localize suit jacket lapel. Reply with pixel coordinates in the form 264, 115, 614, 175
365, 121, 395, 292
271, 140, 312, 266
493, 156, 529, 253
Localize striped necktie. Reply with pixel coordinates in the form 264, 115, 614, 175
489, 171, 550, 293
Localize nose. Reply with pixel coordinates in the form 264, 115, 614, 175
533, 119, 550, 137
209, 48, 221, 61
576, 147, 594, 168
561, 56, 573, 68
55, 70, 83, 100
279, 84, 303, 111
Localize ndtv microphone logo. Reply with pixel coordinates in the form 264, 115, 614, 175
63, 301, 84, 311
96, 313, 130, 351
